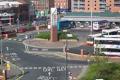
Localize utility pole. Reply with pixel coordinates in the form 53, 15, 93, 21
90, 0, 93, 35
0, 21, 3, 68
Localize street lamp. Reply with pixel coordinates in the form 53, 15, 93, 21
63, 29, 72, 80
0, 21, 3, 68
90, 0, 93, 35
63, 29, 68, 80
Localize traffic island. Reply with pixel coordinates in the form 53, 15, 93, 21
23, 39, 80, 49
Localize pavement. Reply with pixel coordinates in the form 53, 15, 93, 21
7, 63, 24, 80
23, 38, 81, 49
0, 60, 24, 80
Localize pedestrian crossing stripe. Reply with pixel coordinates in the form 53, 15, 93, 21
20, 65, 85, 70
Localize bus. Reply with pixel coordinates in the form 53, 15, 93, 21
103, 35, 120, 38
93, 20, 109, 31
57, 20, 76, 31
94, 37, 120, 56
86, 33, 103, 46
102, 28, 120, 35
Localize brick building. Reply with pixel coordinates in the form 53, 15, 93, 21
71, 0, 120, 12
54, 0, 71, 12
30, 0, 54, 17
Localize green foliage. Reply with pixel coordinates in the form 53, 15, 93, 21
36, 31, 78, 40
81, 63, 120, 80
26, 23, 32, 28
35, 32, 50, 40
58, 31, 78, 40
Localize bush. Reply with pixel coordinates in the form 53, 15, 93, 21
58, 31, 78, 40
81, 63, 120, 80
36, 32, 50, 40
36, 31, 78, 40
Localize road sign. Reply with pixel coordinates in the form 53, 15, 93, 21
51, 8, 57, 26
67, 34, 73, 37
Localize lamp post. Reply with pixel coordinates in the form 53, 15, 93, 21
63, 30, 73, 80
90, 0, 93, 35
63, 29, 68, 80
0, 22, 3, 68
16, 4, 20, 29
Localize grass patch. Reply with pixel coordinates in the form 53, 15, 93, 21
81, 62, 120, 80
35, 32, 50, 40
58, 31, 78, 40
35, 31, 78, 40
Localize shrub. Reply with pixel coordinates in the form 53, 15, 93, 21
36, 32, 50, 40
81, 63, 120, 80
36, 31, 78, 40
58, 31, 78, 40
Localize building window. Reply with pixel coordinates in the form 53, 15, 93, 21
94, 8, 96, 10
88, 4, 90, 6
88, 8, 89, 10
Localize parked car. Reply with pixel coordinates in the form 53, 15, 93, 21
17, 27, 26, 33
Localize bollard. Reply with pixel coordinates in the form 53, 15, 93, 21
80, 49, 84, 60
2, 70, 7, 80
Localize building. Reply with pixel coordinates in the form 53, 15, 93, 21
54, 0, 71, 12
30, 0, 54, 17
71, 0, 120, 12
0, 0, 29, 24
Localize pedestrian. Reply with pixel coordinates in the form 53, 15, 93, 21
25, 35, 28, 39
68, 72, 73, 80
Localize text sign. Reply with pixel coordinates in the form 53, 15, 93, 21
51, 8, 57, 26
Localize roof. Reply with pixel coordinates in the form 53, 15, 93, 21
0, 1, 22, 6
17, 0, 28, 4
65, 11, 120, 17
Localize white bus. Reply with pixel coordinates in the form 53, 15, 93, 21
93, 20, 109, 31
103, 35, 120, 38
94, 37, 120, 56
93, 22, 99, 31
102, 28, 120, 35
86, 33, 103, 46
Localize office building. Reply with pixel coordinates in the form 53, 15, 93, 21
54, 0, 71, 12
71, 0, 120, 12
30, 0, 54, 17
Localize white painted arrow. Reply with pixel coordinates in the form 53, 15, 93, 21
48, 72, 51, 76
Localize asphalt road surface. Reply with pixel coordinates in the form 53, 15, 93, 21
1, 40, 89, 80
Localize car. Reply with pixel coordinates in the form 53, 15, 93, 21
17, 27, 26, 33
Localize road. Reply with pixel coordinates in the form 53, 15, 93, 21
16, 29, 94, 54
1, 40, 88, 80
0, 28, 93, 80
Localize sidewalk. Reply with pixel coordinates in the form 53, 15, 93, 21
0, 60, 24, 80
7, 63, 24, 80
23, 39, 81, 49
